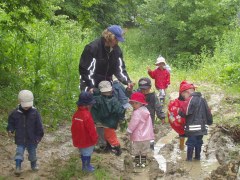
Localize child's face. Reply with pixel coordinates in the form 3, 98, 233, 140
156, 62, 165, 69
22, 106, 31, 110
130, 101, 143, 110
140, 88, 151, 95
181, 89, 193, 99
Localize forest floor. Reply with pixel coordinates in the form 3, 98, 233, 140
0, 83, 239, 180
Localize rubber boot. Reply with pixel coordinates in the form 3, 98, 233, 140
179, 137, 185, 150
186, 146, 194, 161
103, 142, 112, 153
150, 142, 154, 150
134, 156, 140, 167
112, 145, 122, 156
194, 146, 201, 160
15, 159, 22, 176
81, 156, 94, 172
31, 161, 39, 171
140, 156, 147, 168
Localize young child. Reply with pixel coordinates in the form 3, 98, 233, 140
147, 56, 170, 105
168, 93, 186, 150
178, 81, 213, 161
71, 91, 98, 172
127, 92, 154, 168
138, 77, 165, 150
91, 81, 125, 156
7, 90, 44, 176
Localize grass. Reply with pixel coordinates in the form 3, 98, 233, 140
53, 155, 113, 179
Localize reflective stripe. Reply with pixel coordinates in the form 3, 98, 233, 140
87, 58, 96, 86
189, 128, 201, 131
17, 110, 23, 113
189, 125, 201, 128
118, 58, 128, 82
84, 87, 88, 92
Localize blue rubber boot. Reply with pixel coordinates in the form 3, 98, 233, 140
81, 156, 94, 172
15, 159, 22, 176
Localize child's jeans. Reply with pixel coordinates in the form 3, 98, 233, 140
79, 146, 94, 156
186, 135, 203, 148
15, 144, 37, 162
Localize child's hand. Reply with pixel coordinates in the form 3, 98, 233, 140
161, 119, 165, 125
147, 66, 151, 71
8, 131, 14, 138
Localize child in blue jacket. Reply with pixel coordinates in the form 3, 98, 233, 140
7, 90, 44, 176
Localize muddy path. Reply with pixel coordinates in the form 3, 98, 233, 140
0, 89, 240, 179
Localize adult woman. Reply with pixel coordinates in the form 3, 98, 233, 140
79, 25, 133, 92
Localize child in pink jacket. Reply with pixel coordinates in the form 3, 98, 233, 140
127, 92, 154, 168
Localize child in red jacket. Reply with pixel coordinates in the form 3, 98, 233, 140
147, 56, 170, 105
71, 92, 98, 172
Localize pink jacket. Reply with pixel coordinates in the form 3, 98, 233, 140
127, 106, 154, 141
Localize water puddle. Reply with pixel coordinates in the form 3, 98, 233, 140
154, 128, 220, 178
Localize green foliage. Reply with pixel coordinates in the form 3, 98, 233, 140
137, 0, 240, 65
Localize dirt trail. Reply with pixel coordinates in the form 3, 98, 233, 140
0, 125, 75, 180
0, 90, 239, 179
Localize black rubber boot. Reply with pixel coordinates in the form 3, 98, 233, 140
31, 161, 39, 171
112, 145, 122, 156
134, 156, 140, 167
104, 142, 112, 153
186, 146, 194, 161
194, 145, 201, 160
140, 156, 147, 168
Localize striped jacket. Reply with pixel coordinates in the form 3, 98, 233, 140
179, 92, 213, 136
79, 37, 131, 91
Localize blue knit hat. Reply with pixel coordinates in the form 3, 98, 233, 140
107, 25, 125, 42
76, 92, 96, 106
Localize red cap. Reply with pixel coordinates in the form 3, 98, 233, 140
129, 92, 148, 105
179, 80, 195, 93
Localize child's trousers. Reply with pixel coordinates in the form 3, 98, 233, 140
15, 144, 37, 162
104, 128, 120, 146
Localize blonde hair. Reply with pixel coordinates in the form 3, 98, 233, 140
102, 29, 116, 43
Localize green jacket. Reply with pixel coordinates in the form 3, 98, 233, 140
91, 94, 125, 129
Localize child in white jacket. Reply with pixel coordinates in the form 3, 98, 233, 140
127, 92, 154, 167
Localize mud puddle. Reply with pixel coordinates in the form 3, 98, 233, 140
154, 128, 220, 179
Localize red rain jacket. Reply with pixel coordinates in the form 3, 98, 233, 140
168, 99, 185, 135
148, 68, 170, 90
71, 106, 98, 148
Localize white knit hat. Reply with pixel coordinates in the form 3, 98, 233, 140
18, 90, 34, 107
155, 56, 166, 65
99, 81, 112, 92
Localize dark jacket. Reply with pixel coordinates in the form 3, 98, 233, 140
145, 92, 165, 124
112, 80, 129, 106
91, 93, 125, 129
7, 105, 44, 145
126, 89, 165, 124
179, 92, 213, 136
79, 37, 131, 90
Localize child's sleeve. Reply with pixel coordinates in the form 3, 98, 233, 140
154, 94, 165, 120
166, 71, 170, 86
203, 99, 213, 125
6, 111, 15, 133
127, 111, 140, 133
35, 111, 44, 143
148, 69, 156, 79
